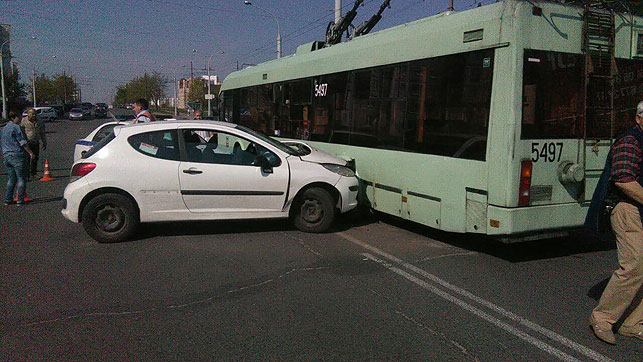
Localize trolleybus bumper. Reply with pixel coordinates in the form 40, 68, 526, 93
487, 203, 588, 239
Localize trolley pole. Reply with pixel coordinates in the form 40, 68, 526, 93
335, 0, 342, 24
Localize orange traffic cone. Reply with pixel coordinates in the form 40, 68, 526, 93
40, 159, 55, 181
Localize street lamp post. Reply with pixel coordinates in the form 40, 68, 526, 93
1, 40, 9, 119
244, 1, 281, 59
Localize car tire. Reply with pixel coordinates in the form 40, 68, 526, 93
82, 193, 139, 243
292, 187, 336, 233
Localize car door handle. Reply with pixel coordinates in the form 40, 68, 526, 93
182, 168, 203, 175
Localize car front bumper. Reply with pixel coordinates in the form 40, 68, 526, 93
335, 176, 359, 213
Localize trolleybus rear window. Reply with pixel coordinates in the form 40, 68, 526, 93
521, 50, 643, 139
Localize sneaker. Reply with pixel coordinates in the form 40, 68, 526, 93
589, 316, 616, 345
618, 326, 643, 341
16, 202, 24, 207
4, 200, 15, 206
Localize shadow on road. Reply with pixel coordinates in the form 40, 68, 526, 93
372, 212, 616, 263
136, 207, 378, 241
27, 196, 63, 205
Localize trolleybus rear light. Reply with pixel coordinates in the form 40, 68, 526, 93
490, 219, 500, 228
518, 160, 533, 207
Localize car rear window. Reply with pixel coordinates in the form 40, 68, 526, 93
83, 131, 116, 159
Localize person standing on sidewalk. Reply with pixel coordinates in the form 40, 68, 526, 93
1, 111, 35, 205
589, 101, 643, 344
20, 108, 47, 178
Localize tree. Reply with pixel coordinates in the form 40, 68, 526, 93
187, 78, 206, 106
4, 64, 27, 114
29, 73, 78, 105
113, 72, 167, 108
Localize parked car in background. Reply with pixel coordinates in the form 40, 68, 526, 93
79, 104, 95, 119
69, 108, 89, 121
50, 104, 65, 118
62, 121, 359, 242
21, 106, 58, 122
95, 103, 108, 118
110, 111, 134, 122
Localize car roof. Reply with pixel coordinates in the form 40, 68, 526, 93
114, 120, 239, 136
129, 120, 237, 128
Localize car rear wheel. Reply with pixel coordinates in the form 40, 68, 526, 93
82, 193, 139, 243
292, 187, 336, 233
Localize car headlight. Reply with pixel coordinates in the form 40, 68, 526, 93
322, 164, 355, 177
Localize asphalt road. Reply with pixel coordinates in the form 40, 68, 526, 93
1, 117, 641, 361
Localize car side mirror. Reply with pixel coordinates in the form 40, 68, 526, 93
255, 155, 273, 174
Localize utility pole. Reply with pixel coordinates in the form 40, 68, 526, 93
190, 61, 194, 79
173, 74, 177, 117
63, 69, 67, 104
32, 68, 36, 107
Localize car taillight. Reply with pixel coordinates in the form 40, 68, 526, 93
70, 163, 96, 181
518, 160, 532, 207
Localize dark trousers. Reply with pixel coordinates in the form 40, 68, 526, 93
27, 140, 39, 177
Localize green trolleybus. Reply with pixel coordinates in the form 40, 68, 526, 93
220, 0, 643, 241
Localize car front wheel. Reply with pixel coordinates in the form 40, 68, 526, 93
82, 193, 139, 243
292, 187, 336, 233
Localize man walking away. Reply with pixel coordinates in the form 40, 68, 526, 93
20, 108, 47, 178
589, 101, 643, 344
132, 98, 156, 124
2, 111, 35, 205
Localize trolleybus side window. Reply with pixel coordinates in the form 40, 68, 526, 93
405, 49, 493, 161
350, 66, 407, 149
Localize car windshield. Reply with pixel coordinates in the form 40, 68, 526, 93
71, 108, 82, 112
236, 125, 299, 156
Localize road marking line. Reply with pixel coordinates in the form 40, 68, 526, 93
337, 232, 612, 362
362, 253, 580, 362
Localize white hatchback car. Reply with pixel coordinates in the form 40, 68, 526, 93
62, 121, 359, 242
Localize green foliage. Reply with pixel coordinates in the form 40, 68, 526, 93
187, 78, 206, 104
4, 64, 26, 112
114, 72, 167, 108
31, 73, 77, 105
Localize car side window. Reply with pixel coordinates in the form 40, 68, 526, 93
181, 129, 279, 166
92, 125, 117, 143
128, 130, 180, 161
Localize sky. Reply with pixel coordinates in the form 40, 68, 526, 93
0, 0, 497, 104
